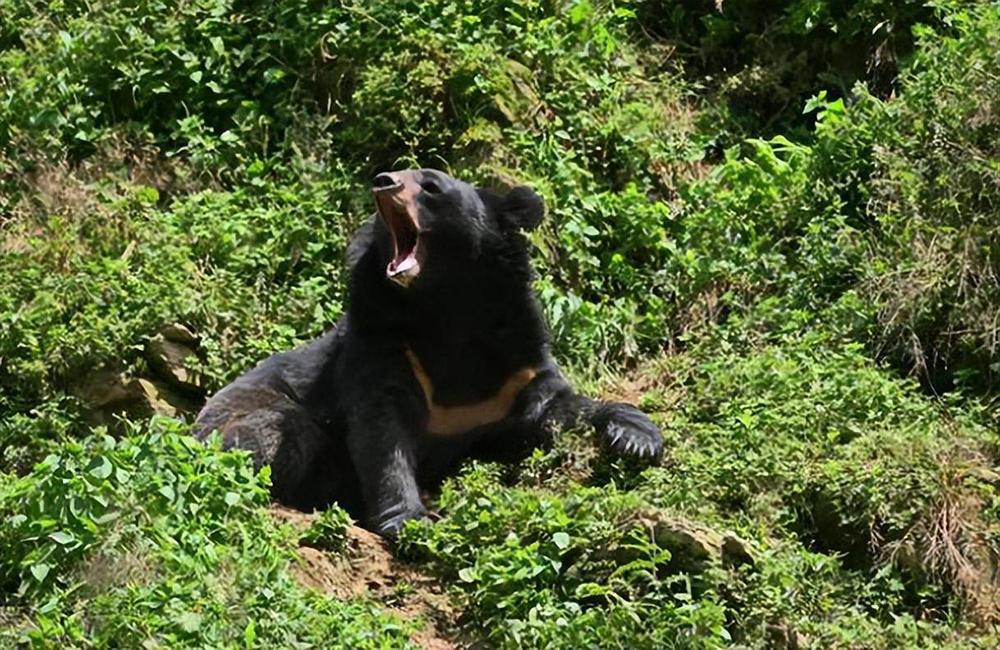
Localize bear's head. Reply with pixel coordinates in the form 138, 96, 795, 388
370, 169, 543, 289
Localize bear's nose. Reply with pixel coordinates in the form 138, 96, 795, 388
372, 173, 401, 190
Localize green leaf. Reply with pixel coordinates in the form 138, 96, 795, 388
244, 621, 257, 647
803, 90, 828, 114
569, 0, 593, 25
90, 457, 113, 479
177, 611, 202, 633
263, 67, 286, 83
30, 563, 50, 582
49, 531, 75, 545
552, 531, 571, 550
94, 512, 120, 525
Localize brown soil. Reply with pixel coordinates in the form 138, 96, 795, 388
601, 372, 660, 406
269, 506, 463, 650
599, 356, 683, 412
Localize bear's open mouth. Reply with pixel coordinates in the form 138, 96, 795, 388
373, 179, 421, 285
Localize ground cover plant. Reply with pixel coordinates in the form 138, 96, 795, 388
2, 0, 999, 647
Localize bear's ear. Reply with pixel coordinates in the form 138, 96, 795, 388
500, 186, 544, 231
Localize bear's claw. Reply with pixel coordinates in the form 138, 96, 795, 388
593, 403, 663, 461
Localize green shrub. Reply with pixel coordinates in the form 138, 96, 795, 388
400, 464, 731, 649
301, 505, 354, 553
0, 418, 413, 647
0, 0, 344, 169
0, 174, 360, 470
632, 0, 977, 141
638, 332, 1000, 621
854, 8, 1000, 391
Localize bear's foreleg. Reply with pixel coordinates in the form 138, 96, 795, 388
507, 366, 664, 461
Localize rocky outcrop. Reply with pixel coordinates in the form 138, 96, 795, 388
624, 509, 755, 572
143, 323, 204, 392
73, 323, 205, 424
648, 514, 755, 569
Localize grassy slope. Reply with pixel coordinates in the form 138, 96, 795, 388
2, 1, 999, 647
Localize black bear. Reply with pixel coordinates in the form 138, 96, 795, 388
194, 169, 663, 537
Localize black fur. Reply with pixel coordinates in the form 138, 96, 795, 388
194, 169, 663, 537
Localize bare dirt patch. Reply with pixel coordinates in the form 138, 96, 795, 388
269, 506, 462, 650
598, 355, 684, 412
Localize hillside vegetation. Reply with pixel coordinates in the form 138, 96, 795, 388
2, 1, 999, 647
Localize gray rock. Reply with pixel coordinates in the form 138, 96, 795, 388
71, 367, 143, 408
144, 334, 203, 392
643, 511, 755, 569
159, 322, 199, 345
74, 362, 202, 425
136, 378, 200, 417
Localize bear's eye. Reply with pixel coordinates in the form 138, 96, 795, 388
421, 180, 443, 194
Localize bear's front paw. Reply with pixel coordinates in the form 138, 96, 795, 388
370, 502, 428, 540
593, 403, 663, 461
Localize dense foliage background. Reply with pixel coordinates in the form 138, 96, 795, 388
2, 0, 998, 647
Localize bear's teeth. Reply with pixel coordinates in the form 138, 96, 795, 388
389, 254, 418, 275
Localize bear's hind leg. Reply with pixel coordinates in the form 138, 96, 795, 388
195, 387, 348, 512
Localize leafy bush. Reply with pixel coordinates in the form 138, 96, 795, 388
400, 464, 731, 649
0, 174, 361, 471
302, 505, 354, 553
854, 8, 1000, 391
0, 0, 345, 169
632, 0, 977, 141
638, 331, 1000, 623
0, 418, 413, 647
623, 4, 1000, 392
